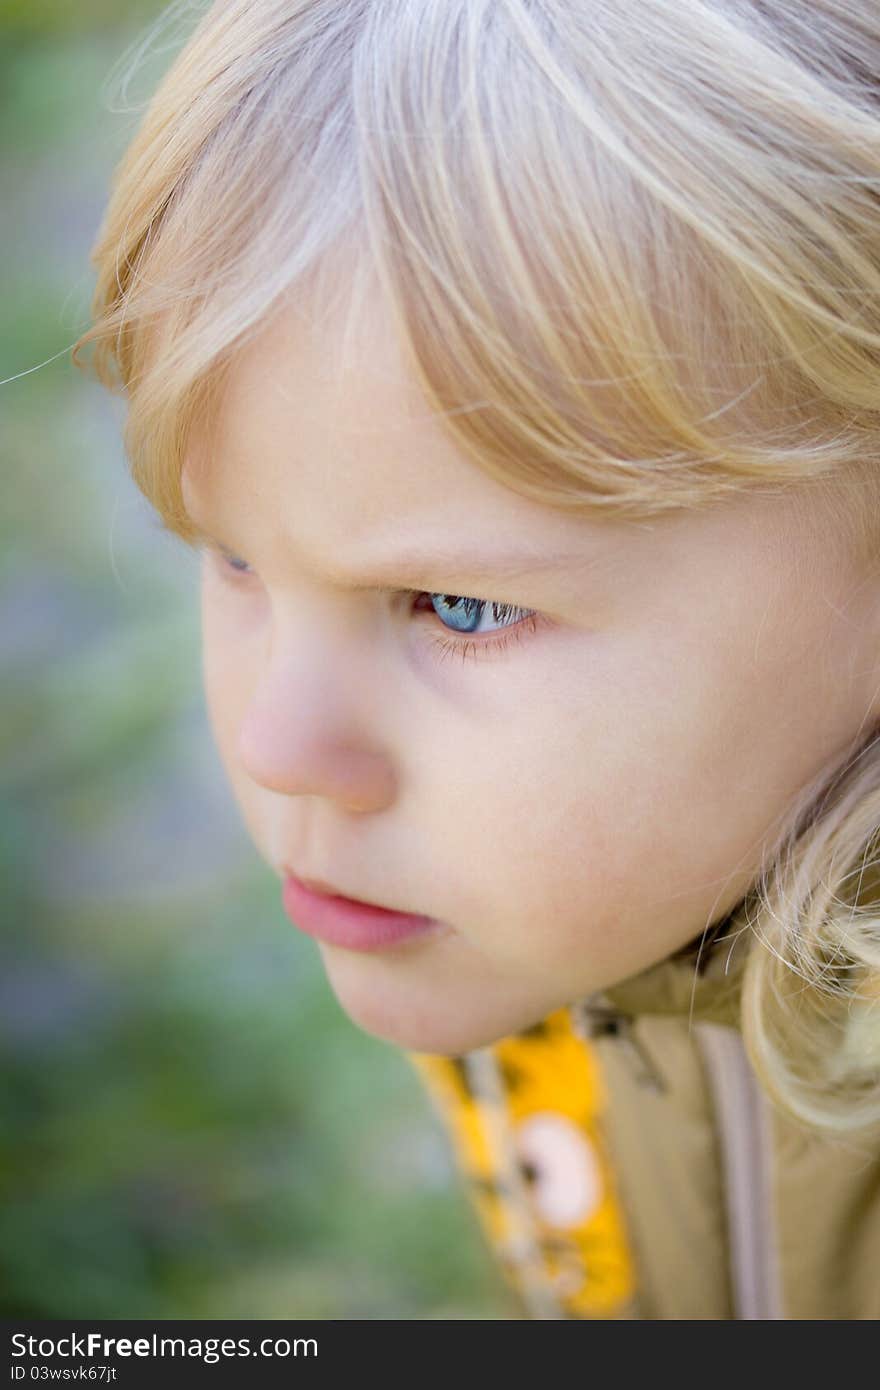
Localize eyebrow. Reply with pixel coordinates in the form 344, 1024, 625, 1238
186, 520, 587, 592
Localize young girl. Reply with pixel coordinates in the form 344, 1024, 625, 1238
75, 0, 880, 1318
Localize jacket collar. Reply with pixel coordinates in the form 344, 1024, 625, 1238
597, 925, 748, 1028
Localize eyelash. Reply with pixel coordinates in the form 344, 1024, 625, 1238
408, 591, 542, 664
211, 550, 543, 664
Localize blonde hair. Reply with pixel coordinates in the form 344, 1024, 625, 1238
75, 0, 880, 1135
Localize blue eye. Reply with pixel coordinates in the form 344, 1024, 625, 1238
410, 591, 541, 663
431, 594, 508, 633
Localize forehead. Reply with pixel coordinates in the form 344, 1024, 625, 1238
183, 287, 642, 567
181, 283, 848, 595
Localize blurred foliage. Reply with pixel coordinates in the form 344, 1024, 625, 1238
0, 7, 516, 1319
1, 0, 163, 40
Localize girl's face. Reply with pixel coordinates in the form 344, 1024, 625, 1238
182, 293, 880, 1054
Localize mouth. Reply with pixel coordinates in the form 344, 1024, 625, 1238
281, 870, 440, 953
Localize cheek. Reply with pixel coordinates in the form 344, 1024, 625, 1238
436, 635, 774, 947
201, 603, 241, 761
407, 660, 651, 953
200, 584, 265, 828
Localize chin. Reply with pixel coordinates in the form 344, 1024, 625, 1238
320, 949, 555, 1056
328, 980, 477, 1054
346, 1005, 494, 1056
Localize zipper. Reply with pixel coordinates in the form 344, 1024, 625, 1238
463, 1048, 569, 1319
573, 1000, 667, 1093
694, 1022, 785, 1320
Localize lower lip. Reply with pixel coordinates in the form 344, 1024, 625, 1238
282, 875, 440, 953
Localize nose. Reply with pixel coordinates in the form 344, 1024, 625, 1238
235, 644, 397, 813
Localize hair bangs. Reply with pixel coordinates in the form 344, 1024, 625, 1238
76, 0, 880, 543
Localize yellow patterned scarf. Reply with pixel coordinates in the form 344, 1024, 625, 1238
409, 1005, 637, 1319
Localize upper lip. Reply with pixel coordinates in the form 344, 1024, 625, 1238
285, 869, 393, 912
295, 873, 350, 899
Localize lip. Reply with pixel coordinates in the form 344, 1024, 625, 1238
281, 873, 440, 953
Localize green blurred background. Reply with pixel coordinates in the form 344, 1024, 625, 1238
0, 0, 515, 1319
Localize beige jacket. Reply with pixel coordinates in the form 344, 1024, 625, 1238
412, 937, 880, 1319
